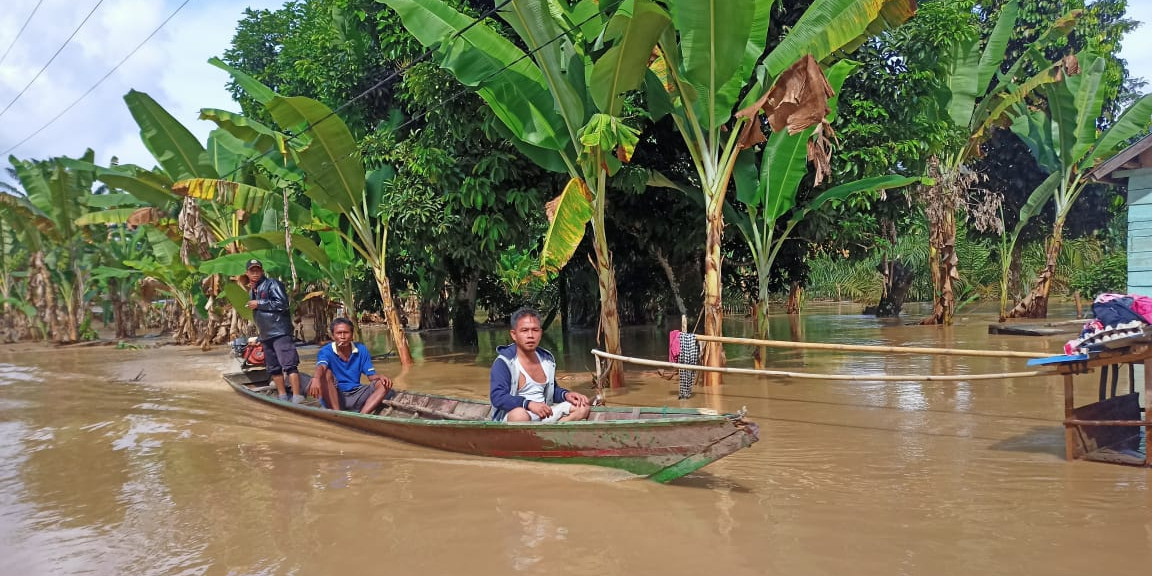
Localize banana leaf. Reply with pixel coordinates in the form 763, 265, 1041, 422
499, 0, 588, 134
171, 178, 276, 215
266, 96, 364, 214
92, 164, 178, 207
200, 108, 283, 153
381, 0, 572, 153
760, 0, 917, 79
539, 177, 593, 275
124, 90, 218, 181
207, 57, 278, 106
667, 0, 757, 131
589, 0, 669, 115
223, 282, 253, 321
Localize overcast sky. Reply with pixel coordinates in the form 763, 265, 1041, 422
0, 0, 1150, 189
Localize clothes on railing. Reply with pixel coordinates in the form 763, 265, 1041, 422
671, 331, 699, 399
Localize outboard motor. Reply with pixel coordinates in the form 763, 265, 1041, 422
232, 336, 265, 370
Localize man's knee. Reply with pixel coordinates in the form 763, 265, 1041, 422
506, 408, 532, 422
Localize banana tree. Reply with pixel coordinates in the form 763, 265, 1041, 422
1004, 52, 1152, 318
729, 61, 923, 366
382, 0, 669, 386
4, 153, 104, 342
644, 0, 917, 383
190, 61, 415, 364
920, 0, 1081, 325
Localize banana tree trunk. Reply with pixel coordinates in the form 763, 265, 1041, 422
29, 252, 58, 341
922, 204, 958, 326
701, 193, 726, 386
590, 176, 622, 388
371, 267, 413, 367
751, 261, 771, 369
1006, 218, 1065, 319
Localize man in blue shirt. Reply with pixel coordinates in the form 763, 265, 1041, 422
309, 317, 394, 413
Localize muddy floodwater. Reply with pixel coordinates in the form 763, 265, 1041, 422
1, 303, 1150, 575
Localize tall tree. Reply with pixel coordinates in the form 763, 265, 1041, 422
1004, 52, 1152, 317
383, 0, 669, 385
644, 0, 916, 382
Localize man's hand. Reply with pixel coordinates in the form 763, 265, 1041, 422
370, 375, 393, 392
564, 391, 590, 407
246, 299, 258, 310
307, 378, 323, 398
527, 401, 552, 419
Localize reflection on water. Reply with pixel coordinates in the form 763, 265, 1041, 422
0, 304, 1150, 575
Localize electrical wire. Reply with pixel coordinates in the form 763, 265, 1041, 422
2, 0, 194, 157
0, 0, 46, 69
257, 6, 602, 187
0, 0, 105, 121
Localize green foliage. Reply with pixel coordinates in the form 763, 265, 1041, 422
1069, 251, 1127, 297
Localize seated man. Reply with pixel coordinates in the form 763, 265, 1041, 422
309, 318, 394, 414
490, 308, 590, 423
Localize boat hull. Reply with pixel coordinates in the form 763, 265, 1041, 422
224, 371, 758, 482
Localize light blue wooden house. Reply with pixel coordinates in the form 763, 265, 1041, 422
1091, 133, 1152, 294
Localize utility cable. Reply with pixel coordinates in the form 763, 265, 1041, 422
0, 0, 105, 121
2, 0, 194, 157
210, 0, 516, 183
0, 0, 45, 69
286, 8, 603, 187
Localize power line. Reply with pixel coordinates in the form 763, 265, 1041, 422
0, 0, 45, 69
296, 8, 602, 187
209, 0, 516, 183
2, 0, 194, 157
0, 0, 105, 121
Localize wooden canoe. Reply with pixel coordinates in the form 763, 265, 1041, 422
224, 370, 759, 482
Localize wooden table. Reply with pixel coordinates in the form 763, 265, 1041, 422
1044, 344, 1152, 466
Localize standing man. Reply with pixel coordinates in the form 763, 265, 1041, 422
490, 308, 590, 422
245, 258, 304, 403
309, 317, 394, 413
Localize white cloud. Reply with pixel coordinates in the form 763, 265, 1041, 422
0, 0, 281, 183
1120, 2, 1152, 92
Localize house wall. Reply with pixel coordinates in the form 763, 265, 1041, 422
1126, 168, 1152, 294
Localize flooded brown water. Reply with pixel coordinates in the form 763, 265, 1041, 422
1, 303, 1150, 575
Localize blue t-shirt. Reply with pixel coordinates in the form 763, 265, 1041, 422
316, 342, 377, 392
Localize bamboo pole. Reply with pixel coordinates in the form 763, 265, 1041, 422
1065, 419, 1152, 427
692, 334, 1050, 359
591, 349, 1053, 382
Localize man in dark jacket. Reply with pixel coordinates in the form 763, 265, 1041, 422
489, 308, 590, 422
245, 258, 304, 403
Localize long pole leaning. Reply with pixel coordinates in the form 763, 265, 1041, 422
692, 334, 1050, 359
590, 349, 1053, 382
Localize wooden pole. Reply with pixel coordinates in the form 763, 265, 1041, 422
590, 349, 1053, 382
1064, 373, 1078, 461
1144, 359, 1151, 466
693, 334, 1050, 359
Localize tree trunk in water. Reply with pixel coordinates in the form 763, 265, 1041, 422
1006, 220, 1065, 319
651, 246, 687, 318
874, 260, 915, 317
922, 206, 957, 325
111, 283, 133, 339
452, 273, 478, 346
701, 195, 726, 386
591, 222, 622, 388
590, 173, 622, 388
786, 282, 803, 314
372, 268, 413, 366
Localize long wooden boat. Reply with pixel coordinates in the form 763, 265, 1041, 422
224, 370, 759, 482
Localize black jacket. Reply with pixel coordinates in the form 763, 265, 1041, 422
249, 276, 293, 340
